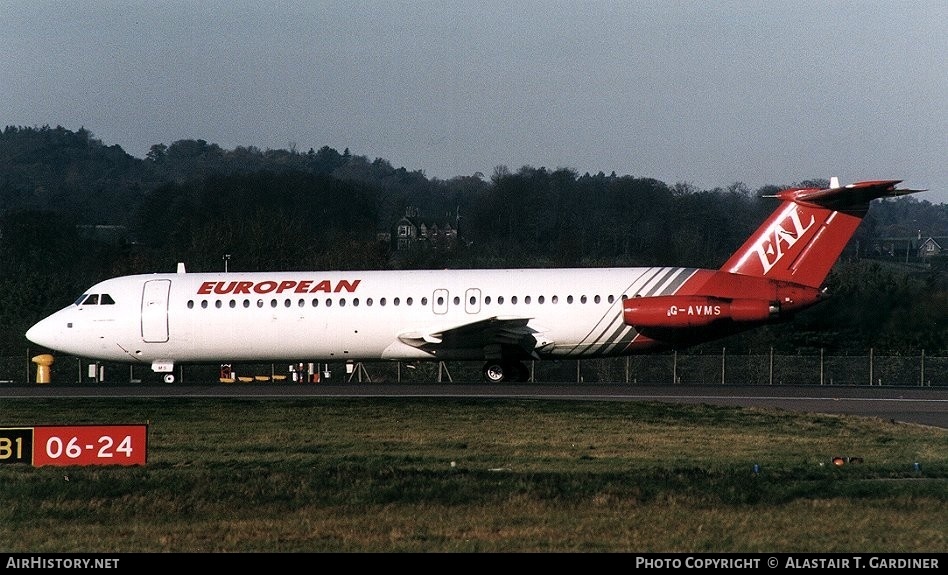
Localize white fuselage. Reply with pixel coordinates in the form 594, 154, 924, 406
26, 266, 700, 366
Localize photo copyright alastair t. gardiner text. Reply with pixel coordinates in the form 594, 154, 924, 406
633, 555, 941, 569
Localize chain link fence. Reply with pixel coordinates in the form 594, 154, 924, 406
5, 349, 945, 386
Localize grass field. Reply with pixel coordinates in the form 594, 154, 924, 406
0, 397, 945, 552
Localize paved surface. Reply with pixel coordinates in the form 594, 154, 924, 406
2, 382, 946, 428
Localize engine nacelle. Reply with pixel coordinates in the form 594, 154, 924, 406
623, 296, 778, 329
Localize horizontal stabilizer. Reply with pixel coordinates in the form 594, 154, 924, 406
771, 179, 925, 212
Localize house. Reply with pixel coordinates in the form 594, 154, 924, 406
391, 207, 458, 253
871, 234, 946, 260
918, 236, 943, 258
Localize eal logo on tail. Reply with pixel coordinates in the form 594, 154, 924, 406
754, 207, 815, 274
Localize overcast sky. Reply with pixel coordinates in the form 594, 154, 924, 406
3, 1, 946, 203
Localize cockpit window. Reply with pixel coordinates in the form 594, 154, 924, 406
76, 293, 116, 306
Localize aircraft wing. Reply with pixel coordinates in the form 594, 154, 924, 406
398, 316, 546, 358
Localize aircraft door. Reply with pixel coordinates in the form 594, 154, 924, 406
432, 289, 449, 314
465, 288, 481, 314
141, 279, 170, 343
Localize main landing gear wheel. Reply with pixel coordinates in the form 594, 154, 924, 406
482, 361, 530, 383
483, 362, 506, 383
163, 373, 175, 384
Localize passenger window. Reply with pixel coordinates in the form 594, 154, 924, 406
215, 300, 222, 309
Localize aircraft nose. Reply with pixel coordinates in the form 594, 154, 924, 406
25, 316, 61, 349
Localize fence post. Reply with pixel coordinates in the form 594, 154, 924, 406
673, 351, 678, 384
769, 347, 773, 386
820, 348, 824, 386
721, 347, 725, 384
869, 348, 874, 386
920, 350, 925, 386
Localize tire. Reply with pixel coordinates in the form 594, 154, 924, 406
482, 362, 506, 383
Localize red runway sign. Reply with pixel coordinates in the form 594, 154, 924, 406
0, 425, 148, 467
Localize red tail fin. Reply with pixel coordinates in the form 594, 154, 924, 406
720, 179, 922, 288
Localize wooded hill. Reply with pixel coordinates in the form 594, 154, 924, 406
2, 125, 946, 355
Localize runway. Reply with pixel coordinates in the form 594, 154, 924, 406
2, 382, 946, 429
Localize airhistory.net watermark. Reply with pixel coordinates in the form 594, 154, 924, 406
6, 556, 120, 569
